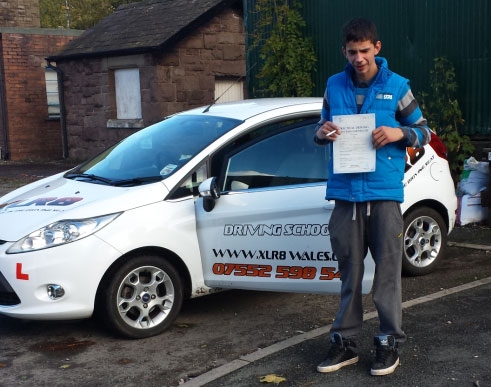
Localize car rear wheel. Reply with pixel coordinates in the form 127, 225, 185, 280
402, 207, 447, 276
98, 255, 183, 339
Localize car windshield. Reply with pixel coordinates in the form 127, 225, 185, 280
66, 114, 242, 186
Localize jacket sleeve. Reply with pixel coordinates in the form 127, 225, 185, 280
397, 86, 432, 147
313, 86, 330, 145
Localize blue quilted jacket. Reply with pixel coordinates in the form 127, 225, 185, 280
320, 57, 425, 203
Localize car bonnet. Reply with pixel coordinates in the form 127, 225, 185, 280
0, 174, 169, 241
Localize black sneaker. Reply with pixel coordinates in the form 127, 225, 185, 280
317, 332, 359, 373
370, 335, 400, 376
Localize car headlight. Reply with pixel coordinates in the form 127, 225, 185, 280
6, 213, 121, 254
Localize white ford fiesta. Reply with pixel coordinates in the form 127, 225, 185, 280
0, 98, 457, 338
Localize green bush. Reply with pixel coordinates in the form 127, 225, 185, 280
250, 0, 317, 97
419, 57, 474, 183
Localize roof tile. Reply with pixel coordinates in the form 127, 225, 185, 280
49, 0, 236, 60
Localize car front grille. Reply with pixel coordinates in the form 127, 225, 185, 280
0, 271, 21, 306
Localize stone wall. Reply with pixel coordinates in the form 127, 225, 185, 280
0, 0, 40, 28
59, 7, 246, 161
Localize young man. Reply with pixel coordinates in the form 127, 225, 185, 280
314, 17, 431, 376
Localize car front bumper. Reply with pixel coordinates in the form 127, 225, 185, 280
0, 235, 121, 320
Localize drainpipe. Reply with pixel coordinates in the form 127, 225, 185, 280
46, 60, 69, 159
0, 42, 9, 160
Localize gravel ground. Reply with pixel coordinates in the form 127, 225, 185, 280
0, 160, 78, 197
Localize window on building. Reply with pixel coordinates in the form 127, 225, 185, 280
115, 68, 142, 119
214, 78, 244, 103
44, 68, 60, 119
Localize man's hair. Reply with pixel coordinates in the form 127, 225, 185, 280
342, 17, 378, 47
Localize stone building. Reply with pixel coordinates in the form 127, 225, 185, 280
0, 0, 82, 160
48, 0, 245, 161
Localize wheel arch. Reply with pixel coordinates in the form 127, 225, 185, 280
95, 246, 193, 306
403, 199, 450, 234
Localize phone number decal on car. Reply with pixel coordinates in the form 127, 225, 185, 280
212, 263, 340, 280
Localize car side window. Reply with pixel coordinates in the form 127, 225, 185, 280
218, 120, 328, 191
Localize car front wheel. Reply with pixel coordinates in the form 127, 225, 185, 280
98, 255, 183, 339
402, 207, 447, 276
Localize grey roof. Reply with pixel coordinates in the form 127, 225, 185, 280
48, 0, 239, 61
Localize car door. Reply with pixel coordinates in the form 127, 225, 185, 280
195, 117, 375, 294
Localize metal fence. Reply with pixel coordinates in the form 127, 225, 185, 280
245, 0, 490, 136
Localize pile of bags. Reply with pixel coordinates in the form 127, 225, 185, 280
456, 157, 489, 225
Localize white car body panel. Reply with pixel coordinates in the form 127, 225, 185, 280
0, 177, 168, 241
401, 142, 457, 230
196, 184, 375, 294
0, 236, 119, 319
0, 183, 209, 318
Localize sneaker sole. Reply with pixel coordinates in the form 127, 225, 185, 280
370, 357, 400, 376
317, 356, 359, 373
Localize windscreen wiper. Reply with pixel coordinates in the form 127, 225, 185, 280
65, 173, 162, 187
111, 176, 163, 187
65, 173, 114, 185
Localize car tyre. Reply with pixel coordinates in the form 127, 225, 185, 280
402, 207, 447, 276
98, 255, 183, 339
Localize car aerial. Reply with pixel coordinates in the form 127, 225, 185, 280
0, 98, 457, 339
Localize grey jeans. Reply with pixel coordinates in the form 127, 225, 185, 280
328, 200, 406, 343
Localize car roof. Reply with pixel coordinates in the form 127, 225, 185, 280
179, 97, 323, 121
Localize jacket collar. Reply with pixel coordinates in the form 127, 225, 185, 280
345, 56, 388, 87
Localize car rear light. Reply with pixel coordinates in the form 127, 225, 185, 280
429, 132, 448, 160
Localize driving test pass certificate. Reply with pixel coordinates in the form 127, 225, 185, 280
332, 113, 376, 174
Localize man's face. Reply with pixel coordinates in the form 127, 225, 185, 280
342, 39, 382, 82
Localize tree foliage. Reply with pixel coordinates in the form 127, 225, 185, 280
250, 0, 317, 97
418, 57, 475, 182
40, 0, 140, 30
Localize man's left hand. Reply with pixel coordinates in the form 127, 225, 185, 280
372, 126, 404, 149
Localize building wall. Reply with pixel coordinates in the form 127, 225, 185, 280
59, 7, 245, 161
1, 30, 80, 160
0, 0, 40, 28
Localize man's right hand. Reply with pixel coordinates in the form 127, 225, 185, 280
316, 122, 340, 141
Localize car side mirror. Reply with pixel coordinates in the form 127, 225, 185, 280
198, 177, 220, 212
